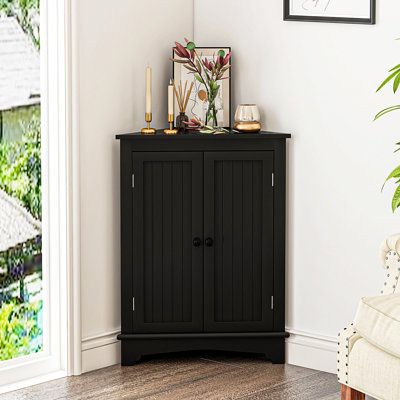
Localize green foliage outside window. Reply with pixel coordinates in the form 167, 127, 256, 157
0, 111, 41, 219
0, 300, 42, 361
0, 0, 40, 49
0, 113, 42, 362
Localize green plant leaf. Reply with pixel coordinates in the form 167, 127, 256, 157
374, 105, 400, 121
389, 63, 400, 72
194, 73, 204, 84
186, 42, 196, 51
218, 50, 225, 57
394, 73, 400, 93
382, 165, 400, 191
392, 184, 400, 212
376, 69, 400, 92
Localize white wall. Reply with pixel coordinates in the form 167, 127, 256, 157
194, 0, 400, 372
77, 0, 193, 372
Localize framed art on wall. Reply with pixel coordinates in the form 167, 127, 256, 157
284, 0, 376, 24
172, 47, 231, 129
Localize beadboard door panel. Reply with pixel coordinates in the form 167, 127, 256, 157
203, 152, 274, 332
132, 152, 203, 333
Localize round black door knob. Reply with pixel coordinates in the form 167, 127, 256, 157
205, 237, 214, 247
193, 237, 202, 247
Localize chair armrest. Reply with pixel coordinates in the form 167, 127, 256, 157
380, 234, 400, 295
337, 323, 361, 385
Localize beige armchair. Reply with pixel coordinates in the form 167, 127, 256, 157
337, 234, 400, 400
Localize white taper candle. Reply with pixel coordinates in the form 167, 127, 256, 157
145, 66, 152, 114
168, 79, 174, 115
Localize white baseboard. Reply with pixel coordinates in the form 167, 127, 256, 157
81, 330, 121, 373
286, 328, 337, 374
81, 328, 338, 375
0, 371, 66, 395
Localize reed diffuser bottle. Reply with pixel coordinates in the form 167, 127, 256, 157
173, 81, 193, 133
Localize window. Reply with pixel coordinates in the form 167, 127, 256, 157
0, 0, 74, 390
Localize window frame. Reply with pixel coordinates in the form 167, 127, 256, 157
0, 0, 81, 391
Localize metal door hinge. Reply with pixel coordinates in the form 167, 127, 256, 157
271, 173, 275, 187
132, 297, 135, 311
132, 174, 135, 188
270, 295, 274, 310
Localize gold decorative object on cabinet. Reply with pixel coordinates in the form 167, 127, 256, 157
141, 113, 156, 135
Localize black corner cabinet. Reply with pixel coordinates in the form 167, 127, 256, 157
116, 131, 291, 365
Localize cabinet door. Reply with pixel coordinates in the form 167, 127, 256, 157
132, 152, 203, 333
204, 152, 274, 332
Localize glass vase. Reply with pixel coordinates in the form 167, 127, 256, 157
205, 90, 219, 128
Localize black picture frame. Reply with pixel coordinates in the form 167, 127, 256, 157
172, 46, 232, 129
284, 0, 376, 24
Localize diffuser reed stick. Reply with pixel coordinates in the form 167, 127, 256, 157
173, 81, 194, 113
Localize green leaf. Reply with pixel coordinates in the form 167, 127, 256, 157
194, 73, 204, 84
389, 63, 400, 72
209, 80, 217, 90
392, 185, 400, 212
374, 105, 400, 121
218, 50, 225, 57
394, 73, 400, 93
186, 42, 196, 51
382, 165, 400, 191
376, 69, 400, 92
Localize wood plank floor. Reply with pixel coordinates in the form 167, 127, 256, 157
1, 353, 341, 400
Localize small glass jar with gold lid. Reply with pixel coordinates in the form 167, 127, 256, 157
234, 104, 261, 133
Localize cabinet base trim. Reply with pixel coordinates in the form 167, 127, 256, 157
118, 332, 289, 340
118, 332, 288, 366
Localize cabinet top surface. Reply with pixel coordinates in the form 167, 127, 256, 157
116, 130, 291, 140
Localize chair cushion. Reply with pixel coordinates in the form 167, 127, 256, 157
349, 337, 400, 400
354, 293, 400, 358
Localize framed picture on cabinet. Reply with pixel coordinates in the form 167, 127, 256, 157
284, 0, 376, 24
172, 47, 231, 129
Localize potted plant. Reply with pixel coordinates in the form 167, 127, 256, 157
375, 59, 400, 211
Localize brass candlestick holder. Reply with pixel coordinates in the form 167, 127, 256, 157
141, 113, 156, 135
164, 114, 178, 135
